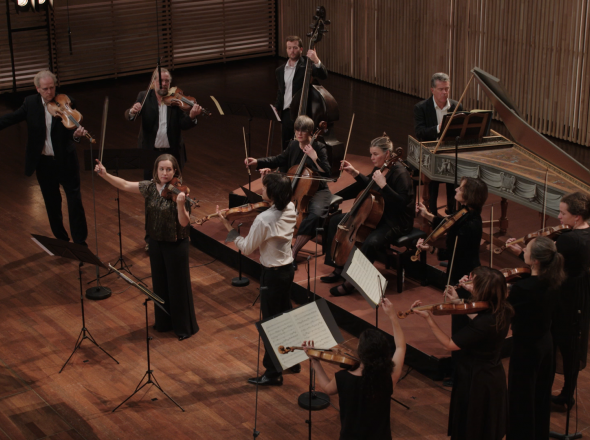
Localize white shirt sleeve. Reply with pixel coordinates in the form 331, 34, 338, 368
231, 216, 270, 256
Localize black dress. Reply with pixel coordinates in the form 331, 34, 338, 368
450, 310, 509, 440
552, 228, 590, 399
507, 276, 553, 439
335, 370, 393, 440
139, 181, 199, 339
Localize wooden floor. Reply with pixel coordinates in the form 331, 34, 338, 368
0, 56, 589, 439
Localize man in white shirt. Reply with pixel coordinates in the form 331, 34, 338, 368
275, 36, 328, 150
413, 72, 463, 214
0, 70, 89, 244
216, 173, 299, 386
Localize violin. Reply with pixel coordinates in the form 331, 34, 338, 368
453, 267, 531, 289
331, 147, 404, 267
278, 345, 359, 368
397, 301, 490, 319
494, 224, 572, 254
410, 208, 469, 262
193, 201, 272, 226
162, 87, 212, 117
46, 94, 96, 143
161, 177, 200, 208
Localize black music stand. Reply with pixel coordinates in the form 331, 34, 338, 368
84, 148, 160, 283
31, 234, 120, 373
108, 265, 184, 412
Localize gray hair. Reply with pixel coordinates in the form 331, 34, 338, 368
152, 67, 172, 82
294, 115, 314, 134
370, 132, 393, 154
431, 72, 450, 88
34, 70, 57, 88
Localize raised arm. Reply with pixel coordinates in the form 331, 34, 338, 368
381, 298, 407, 386
94, 159, 140, 193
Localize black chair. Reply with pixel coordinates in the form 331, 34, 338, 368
386, 227, 428, 293
301, 194, 344, 257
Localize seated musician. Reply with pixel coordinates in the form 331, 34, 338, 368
302, 297, 406, 440
320, 133, 414, 296
244, 115, 332, 270
414, 72, 463, 215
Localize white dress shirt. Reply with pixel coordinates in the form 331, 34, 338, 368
283, 59, 322, 111
434, 96, 451, 134
41, 100, 55, 156
154, 103, 171, 149
226, 202, 296, 267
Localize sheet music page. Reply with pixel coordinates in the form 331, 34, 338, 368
344, 248, 386, 307
290, 301, 338, 349
261, 313, 308, 369
270, 104, 282, 122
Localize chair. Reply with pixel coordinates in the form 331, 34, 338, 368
386, 227, 428, 293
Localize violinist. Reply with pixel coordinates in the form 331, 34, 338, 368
125, 67, 203, 180
94, 154, 199, 341
321, 134, 415, 296
507, 191, 590, 410
302, 297, 406, 440
215, 173, 299, 386
275, 36, 328, 150
244, 115, 332, 270
411, 266, 513, 440
492, 237, 564, 439
0, 70, 88, 245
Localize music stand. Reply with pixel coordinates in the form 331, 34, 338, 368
84, 148, 160, 284
108, 265, 184, 412
31, 234, 119, 373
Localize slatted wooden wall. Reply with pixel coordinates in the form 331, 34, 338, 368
0, 0, 275, 92
278, 0, 590, 147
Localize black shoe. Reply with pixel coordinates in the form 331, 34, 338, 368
178, 334, 191, 341
551, 394, 575, 407
247, 374, 283, 386
443, 378, 454, 387
287, 364, 301, 374
320, 272, 343, 283
330, 283, 354, 297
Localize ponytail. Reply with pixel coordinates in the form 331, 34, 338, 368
530, 236, 566, 289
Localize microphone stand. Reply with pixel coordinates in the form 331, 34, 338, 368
233, 223, 250, 287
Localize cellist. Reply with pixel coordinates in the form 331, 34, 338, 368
321, 134, 414, 296
245, 115, 332, 270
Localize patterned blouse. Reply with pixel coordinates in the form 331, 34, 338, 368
139, 180, 191, 242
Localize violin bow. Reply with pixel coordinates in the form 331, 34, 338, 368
433, 74, 474, 154
445, 236, 459, 303
490, 204, 493, 267
542, 168, 549, 229
99, 96, 108, 163
243, 127, 251, 177
131, 70, 157, 121
339, 113, 355, 179
418, 145, 423, 205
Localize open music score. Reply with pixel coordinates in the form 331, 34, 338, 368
343, 247, 387, 309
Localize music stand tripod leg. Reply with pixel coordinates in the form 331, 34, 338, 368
112, 298, 184, 412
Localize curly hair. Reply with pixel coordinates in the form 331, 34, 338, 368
357, 329, 394, 399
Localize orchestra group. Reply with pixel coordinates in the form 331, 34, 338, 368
2, 32, 590, 440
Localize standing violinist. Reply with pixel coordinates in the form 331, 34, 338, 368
244, 115, 332, 270
274, 36, 328, 150
0, 70, 89, 245
320, 134, 414, 296
94, 154, 199, 341
215, 173, 299, 386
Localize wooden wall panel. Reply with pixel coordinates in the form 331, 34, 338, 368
278, 0, 590, 147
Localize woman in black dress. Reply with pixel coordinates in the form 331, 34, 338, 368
244, 115, 332, 270
412, 266, 514, 440
501, 236, 566, 438
94, 154, 198, 341
302, 297, 406, 440
320, 133, 415, 296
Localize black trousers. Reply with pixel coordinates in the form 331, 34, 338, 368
260, 264, 295, 376
35, 154, 88, 244
324, 213, 400, 268
280, 109, 294, 151
149, 237, 199, 338
429, 180, 456, 214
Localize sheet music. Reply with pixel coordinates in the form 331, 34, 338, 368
270, 105, 282, 122
260, 301, 338, 370
31, 237, 54, 256
343, 247, 387, 307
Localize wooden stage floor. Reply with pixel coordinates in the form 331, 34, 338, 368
0, 56, 589, 439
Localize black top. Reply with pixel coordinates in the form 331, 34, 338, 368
139, 181, 191, 242
336, 162, 415, 234
256, 139, 332, 190
508, 276, 551, 342
335, 370, 393, 440
275, 56, 329, 111
413, 97, 463, 142
432, 208, 482, 285
453, 310, 508, 360
556, 228, 590, 278
0, 94, 79, 176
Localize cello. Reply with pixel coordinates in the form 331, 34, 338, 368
330, 147, 404, 267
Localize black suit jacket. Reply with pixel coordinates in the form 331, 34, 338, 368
0, 94, 78, 176
125, 90, 197, 169
413, 97, 463, 142
275, 56, 329, 111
